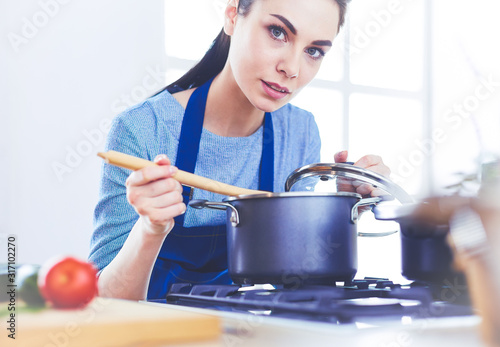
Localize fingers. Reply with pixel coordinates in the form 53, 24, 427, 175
128, 179, 186, 234
354, 154, 391, 178
128, 177, 182, 201
140, 189, 186, 232
141, 200, 186, 224
369, 188, 390, 197
336, 177, 356, 193
125, 154, 186, 234
128, 180, 183, 208
334, 150, 348, 163
148, 191, 184, 209
154, 154, 171, 166
354, 154, 382, 168
126, 163, 178, 187
349, 154, 392, 197
355, 183, 374, 196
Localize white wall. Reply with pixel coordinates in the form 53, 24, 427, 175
1, 0, 166, 265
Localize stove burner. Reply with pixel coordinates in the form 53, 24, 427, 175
161, 278, 473, 324
342, 297, 421, 307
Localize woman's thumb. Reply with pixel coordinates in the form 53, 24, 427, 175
334, 150, 348, 163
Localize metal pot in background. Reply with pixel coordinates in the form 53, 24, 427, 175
373, 203, 466, 286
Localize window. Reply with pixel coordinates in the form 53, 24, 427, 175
432, 0, 500, 195
164, 0, 500, 198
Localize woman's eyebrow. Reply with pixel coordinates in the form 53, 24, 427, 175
312, 40, 332, 47
270, 14, 333, 47
270, 14, 296, 35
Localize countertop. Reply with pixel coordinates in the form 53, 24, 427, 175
1, 297, 486, 347
144, 301, 486, 347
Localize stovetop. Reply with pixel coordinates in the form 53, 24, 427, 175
150, 278, 474, 326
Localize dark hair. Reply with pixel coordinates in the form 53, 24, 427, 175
165, 0, 348, 93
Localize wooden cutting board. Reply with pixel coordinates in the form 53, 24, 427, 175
2, 297, 221, 347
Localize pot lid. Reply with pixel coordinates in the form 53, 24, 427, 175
285, 163, 414, 204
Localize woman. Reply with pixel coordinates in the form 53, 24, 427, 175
90, 0, 390, 300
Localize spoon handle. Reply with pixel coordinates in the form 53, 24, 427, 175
98, 150, 268, 196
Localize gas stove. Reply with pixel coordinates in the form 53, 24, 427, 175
149, 277, 474, 327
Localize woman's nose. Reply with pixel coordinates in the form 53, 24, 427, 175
277, 52, 300, 79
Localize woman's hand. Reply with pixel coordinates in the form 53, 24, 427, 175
125, 154, 186, 235
334, 150, 391, 197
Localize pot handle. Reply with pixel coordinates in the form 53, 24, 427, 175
188, 199, 240, 227
358, 230, 398, 237
351, 196, 382, 224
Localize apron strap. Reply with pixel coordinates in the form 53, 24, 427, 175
260, 112, 274, 192
174, 78, 213, 225
176, 80, 212, 175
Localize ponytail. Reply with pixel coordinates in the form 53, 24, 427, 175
160, 0, 253, 95
164, 29, 230, 94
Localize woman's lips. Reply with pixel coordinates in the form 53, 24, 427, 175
261, 80, 290, 100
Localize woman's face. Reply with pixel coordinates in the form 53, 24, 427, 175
225, 0, 340, 113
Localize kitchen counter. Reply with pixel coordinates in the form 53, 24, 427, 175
1, 297, 220, 347
144, 301, 486, 347
1, 297, 486, 346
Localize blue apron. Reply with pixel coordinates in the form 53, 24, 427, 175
147, 78, 274, 299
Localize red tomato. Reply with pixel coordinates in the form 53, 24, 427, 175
37, 256, 98, 309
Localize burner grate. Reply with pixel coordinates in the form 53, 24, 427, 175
164, 278, 472, 323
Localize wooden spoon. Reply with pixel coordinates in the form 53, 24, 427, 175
97, 150, 269, 196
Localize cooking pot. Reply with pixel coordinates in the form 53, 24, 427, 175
189, 163, 413, 286
190, 192, 383, 286
373, 203, 466, 285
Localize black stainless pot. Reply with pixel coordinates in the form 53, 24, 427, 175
400, 220, 459, 282
374, 203, 466, 285
190, 163, 412, 286
190, 192, 383, 286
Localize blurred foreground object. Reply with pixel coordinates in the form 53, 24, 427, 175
449, 205, 500, 347
38, 256, 98, 309
17, 264, 45, 307
459, 159, 500, 347
411, 159, 500, 347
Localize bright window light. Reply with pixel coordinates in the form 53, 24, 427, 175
163, 0, 500, 198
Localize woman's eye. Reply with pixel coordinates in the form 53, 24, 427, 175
269, 26, 286, 41
307, 47, 324, 59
